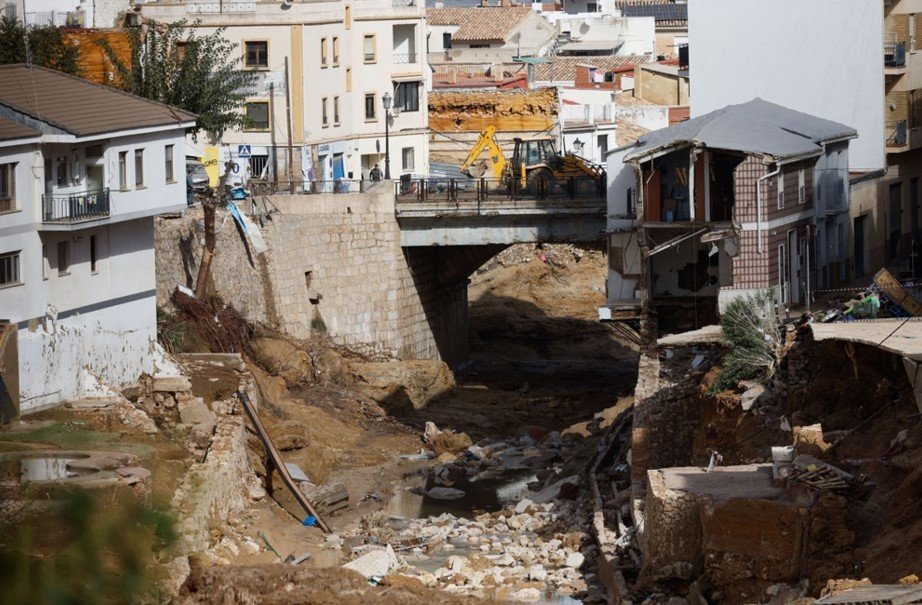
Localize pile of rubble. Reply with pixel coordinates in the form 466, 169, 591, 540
334, 425, 610, 603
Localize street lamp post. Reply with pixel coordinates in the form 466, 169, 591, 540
382, 91, 392, 180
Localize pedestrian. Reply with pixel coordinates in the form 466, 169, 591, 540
186, 166, 195, 206
370, 163, 383, 181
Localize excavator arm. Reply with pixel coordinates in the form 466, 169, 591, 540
459, 126, 506, 180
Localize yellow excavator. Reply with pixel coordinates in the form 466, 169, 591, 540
459, 126, 606, 193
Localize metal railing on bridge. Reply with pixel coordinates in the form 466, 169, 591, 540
394, 177, 606, 203
249, 179, 382, 195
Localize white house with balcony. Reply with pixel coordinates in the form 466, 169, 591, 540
141, 0, 430, 183
0, 64, 195, 412
559, 87, 617, 164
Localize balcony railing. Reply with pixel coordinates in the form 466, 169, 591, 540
393, 53, 418, 64
185, 0, 255, 13
42, 188, 110, 223
887, 120, 908, 147
395, 177, 606, 203
885, 41, 907, 68
392, 0, 418, 6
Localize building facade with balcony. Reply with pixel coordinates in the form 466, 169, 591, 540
140, 0, 429, 184
0, 65, 195, 411
689, 0, 922, 283
602, 99, 856, 333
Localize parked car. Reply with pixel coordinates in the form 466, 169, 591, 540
186, 158, 209, 192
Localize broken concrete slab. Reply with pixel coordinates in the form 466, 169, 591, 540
342, 545, 398, 579
153, 375, 192, 393
532, 475, 580, 504
427, 486, 466, 500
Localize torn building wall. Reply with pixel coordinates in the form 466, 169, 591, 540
428, 88, 559, 165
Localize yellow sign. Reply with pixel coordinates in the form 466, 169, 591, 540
203, 146, 220, 187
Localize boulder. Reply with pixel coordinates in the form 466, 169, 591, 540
342, 545, 398, 579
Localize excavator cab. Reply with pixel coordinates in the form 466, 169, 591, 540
511, 137, 560, 170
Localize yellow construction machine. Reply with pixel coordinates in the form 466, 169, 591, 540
459, 126, 605, 193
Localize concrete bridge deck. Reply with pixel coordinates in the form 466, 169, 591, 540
394, 178, 607, 246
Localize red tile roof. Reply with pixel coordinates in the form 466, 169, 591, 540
428, 6, 534, 42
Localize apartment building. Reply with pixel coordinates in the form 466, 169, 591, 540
0, 65, 194, 411
603, 99, 856, 333
140, 0, 429, 182
690, 0, 922, 283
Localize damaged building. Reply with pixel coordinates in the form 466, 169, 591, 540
0, 65, 194, 411
602, 98, 856, 332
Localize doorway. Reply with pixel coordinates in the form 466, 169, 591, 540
854, 214, 867, 278
86, 165, 104, 191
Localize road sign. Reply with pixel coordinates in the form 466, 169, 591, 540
237, 144, 252, 158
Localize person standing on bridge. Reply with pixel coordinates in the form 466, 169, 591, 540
370, 163, 383, 182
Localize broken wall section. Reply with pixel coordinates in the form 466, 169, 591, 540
428, 88, 558, 166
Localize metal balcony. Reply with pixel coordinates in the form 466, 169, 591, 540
42, 188, 110, 223
885, 41, 907, 69
393, 53, 418, 64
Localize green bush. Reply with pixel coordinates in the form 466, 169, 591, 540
0, 490, 176, 605
710, 290, 781, 395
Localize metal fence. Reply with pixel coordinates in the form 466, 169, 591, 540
249, 179, 381, 195
42, 188, 110, 223
394, 177, 606, 203
885, 41, 907, 68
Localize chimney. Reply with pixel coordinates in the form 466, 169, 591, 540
500, 0, 510, 7
480, 0, 489, 6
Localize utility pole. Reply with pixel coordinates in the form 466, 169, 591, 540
284, 57, 295, 194
269, 81, 277, 186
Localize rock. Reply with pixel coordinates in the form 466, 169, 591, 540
427, 486, 467, 500
342, 545, 398, 579
113, 401, 158, 434
514, 499, 533, 514
447, 555, 468, 572
667, 598, 690, 605
153, 375, 192, 392
740, 381, 766, 411
557, 481, 579, 500
565, 552, 585, 568
527, 565, 547, 582
178, 398, 215, 431
532, 475, 580, 504
424, 422, 473, 456
793, 423, 831, 456
493, 553, 515, 566
511, 587, 542, 602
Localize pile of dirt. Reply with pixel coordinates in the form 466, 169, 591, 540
176, 565, 479, 605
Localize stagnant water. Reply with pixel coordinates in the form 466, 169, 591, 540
0, 453, 93, 483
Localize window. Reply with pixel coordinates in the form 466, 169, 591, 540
165, 144, 175, 182
322, 97, 329, 127
598, 134, 609, 158
798, 167, 805, 204
345, 4, 351, 28
443, 32, 452, 49
365, 93, 377, 120
57, 241, 69, 276
321, 38, 328, 67
0, 251, 20, 286
777, 174, 784, 209
90, 235, 98, 274
42, 245, 48, 280
587, 2, 598, 10
0, 163, 15, 212
56, 156, 67, 186
134, 149, 144, 187
245, 41, 268, 68
626, 187, 635, 215
346, 67, 352, 92
394, 81, 420, 112
119, 151, 128, 190
176, 41, 188, 62
244, 102, 270, 131
402, 147, 415, 171
332, 37, 340, 66
333, 96, 340, 125
363, 35, 376, 63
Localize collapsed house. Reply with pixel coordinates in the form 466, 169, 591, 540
602, 98, 856, 333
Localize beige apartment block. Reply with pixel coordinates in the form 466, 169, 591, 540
140, 0, 430, 182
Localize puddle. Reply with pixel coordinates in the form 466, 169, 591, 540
386, 468, 537, 520
0, 453, 94, 483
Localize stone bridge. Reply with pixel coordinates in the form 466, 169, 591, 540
156, 182, 605, 368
